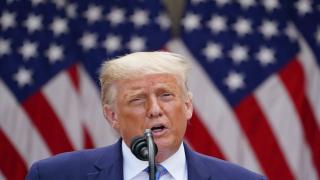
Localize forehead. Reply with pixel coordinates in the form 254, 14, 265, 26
115, 73, 181, 93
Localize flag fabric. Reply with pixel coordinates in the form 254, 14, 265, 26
167, 0, 320, 179
1, 0, 320, 180
0, 0, 170, 179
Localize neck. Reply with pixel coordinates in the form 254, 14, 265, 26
155, 143, 183, 163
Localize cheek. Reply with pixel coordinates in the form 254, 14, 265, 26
167, 104, 188, 132
117, 107, 146, 134
122, 107, 146, 120
176, 116, 188, 134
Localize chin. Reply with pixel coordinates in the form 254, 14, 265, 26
156, 139, 180, 152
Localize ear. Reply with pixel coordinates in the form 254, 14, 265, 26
103, 104, 120, 131
185, 94, 193, 120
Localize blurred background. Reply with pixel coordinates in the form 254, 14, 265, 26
1, 0, 319, 179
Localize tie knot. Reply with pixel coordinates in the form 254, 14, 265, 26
156, 164, 167, 180
156, 165, 167, 175
143, 164, 168, 180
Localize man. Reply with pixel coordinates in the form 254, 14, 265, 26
26, 51, 266, 180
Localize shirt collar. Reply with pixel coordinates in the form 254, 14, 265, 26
161, 142, 187, 180
122, 140, 187, 180
122, 140, 148, 180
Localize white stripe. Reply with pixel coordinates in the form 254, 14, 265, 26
297, 36, 320, 127
0, 171, 5, 180
0, 80, 51, 168
42, 70, 83, 150
167, 39, 263, 174
78, 65, 118, 147
255, 75, 317, 180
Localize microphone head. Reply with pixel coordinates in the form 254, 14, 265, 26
130, 134, 158, 161
130, 136, 149, 161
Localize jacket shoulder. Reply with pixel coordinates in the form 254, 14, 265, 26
26, 144, 117, 180
39, 146, 107, 166
188, 150, 266, 180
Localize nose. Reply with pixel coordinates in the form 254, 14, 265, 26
147, 96, 163, 119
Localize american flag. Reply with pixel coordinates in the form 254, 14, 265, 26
0, 0, 319, 180
168, 0, 320, 179
0, 0, 170, 179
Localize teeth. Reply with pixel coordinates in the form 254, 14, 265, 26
151, 125, 164, 131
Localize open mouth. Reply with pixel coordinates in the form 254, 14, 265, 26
150, 124, 167, 136
151, 124, 166, 132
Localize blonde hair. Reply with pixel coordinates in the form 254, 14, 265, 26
99, 51, 191, 105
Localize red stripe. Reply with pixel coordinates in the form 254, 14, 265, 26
67, 64, 80, 92
83, 125, 95, 149
234, 95, 294, 180
22, 92, 74, 154
185, 110, 225, 160
279, 59, 320, 178
0, 130, 28, 180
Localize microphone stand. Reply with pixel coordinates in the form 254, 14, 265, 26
144, 129, 156, 180
130, 129, 157, 180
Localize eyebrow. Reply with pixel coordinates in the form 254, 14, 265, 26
122, 89, 145, 100
121, 81, 179, 98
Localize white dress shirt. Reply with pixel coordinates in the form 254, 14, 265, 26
122, 140, 188, 180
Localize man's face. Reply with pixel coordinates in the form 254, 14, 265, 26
104, 73, 193, 162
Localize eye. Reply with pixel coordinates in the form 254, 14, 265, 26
162, 93, 172, 96
160, 93, 174, 101
129, 98, 144, 105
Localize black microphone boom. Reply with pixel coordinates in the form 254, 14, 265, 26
130, 129, 158, 180
130, 136, 149, 161
145, 129, 156, 180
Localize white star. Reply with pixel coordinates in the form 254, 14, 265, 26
19, 41, 38, 60
84, 5, 103, 24
207, 15, 227, 34
66, 3, 77, 19
6, 0, 15, 3
107, 8, 125, 26
182, 13, 200, 32
295, 0, 312, 16
256, 47, 275, 66
285, 23, 299, 41
262, 0, 280, 12
103, 34, 121, 53
233, 18, 252, 37
237, 0, 256, 9
13, 67, 33, 87
31, 0, 45, 6
156, 13, 170, 30
79, 32, 97, 51
259, 20, 278, 39
0, 11, 16, 30
202, 42, 222, 62
0, 38, 11, 57
24, 14, 43, 33
50, 17, 68, 36
45, 44, 64, 63
214, 0, 230, 6
130, 10, 149, 28
54, 0, 66, 9
127, 36, 146, 52
229, 45, 249, 64
224, 71, 245, 92
315, 26, 320, 45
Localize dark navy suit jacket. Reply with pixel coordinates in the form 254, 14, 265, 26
26, 139, 266, 180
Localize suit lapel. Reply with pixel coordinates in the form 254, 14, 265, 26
87, 139, 124, 180
86, 140, 211, 180
184, 143, 211, 180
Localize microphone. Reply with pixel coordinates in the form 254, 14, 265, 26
130, 129, 158, 180
130, 135, 149, 161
